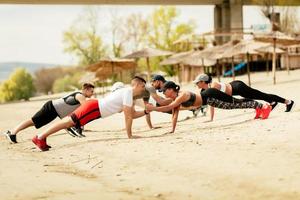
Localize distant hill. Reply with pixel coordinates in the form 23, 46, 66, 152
0, 62, 59, 81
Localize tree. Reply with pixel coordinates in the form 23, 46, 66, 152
34, 67, 65, 94
257, 0, 300, 34
63, 7, 108, 65
109, 12, 150, 58
147, 6, 195, 75
0, 68, 35, 102
52, 72, 82, 93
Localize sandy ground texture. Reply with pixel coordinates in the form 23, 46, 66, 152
1, 70, 300, 200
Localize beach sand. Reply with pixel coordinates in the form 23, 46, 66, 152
1, 70, 300, 200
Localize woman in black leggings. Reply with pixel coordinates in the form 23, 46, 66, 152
193, 74, 294, 121
145, 81, 271, 133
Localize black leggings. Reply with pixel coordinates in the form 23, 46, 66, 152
230, 80, 285, 104
201, 88, 262, 109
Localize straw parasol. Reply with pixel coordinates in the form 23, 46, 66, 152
254, 31, 300, 84
221, 40, 269, 86
160, 51, 193, 65
86, 57, 136, 81
123, 47, 173, 81
182, 40, 239, 81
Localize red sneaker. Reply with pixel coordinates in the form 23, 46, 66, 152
254, 108, 262, 119
261, 104, 272, 120
32, 136, 49, 151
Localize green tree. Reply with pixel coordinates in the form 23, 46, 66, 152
147, 6, 195, 75
0, 68, 35, 102
63, 7, 108, 65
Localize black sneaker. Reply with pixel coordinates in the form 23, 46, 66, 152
285, 100, 294, 112
192, 107, 202, 117
3, 130, 17, 143
66, 128, 78, 137
271, 102, 278, 110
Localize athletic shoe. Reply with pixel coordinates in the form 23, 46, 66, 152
66, 127, 78, 137
3, 130, 17, 143
192, 107, 202, 117
270, 102, 278, 110
261, 104, 272, 120
254, 108, 262, 119
285, 100, 294, 112
32, 136, 49, 151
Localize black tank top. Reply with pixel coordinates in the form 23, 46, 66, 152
63, 91, 82, 105
181, 92, 196, 107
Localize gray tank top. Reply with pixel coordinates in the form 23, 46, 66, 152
52, 91, 82, 118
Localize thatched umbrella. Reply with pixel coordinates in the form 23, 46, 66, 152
221, 40, 269, 86
182, 40, 239, 81
254, 31, 300, 84
255, 45, 286, 75
86, 57, 136, 82
123, 47, 173, 81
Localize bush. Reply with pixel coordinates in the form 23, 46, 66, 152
34, 67, 65, 94
52, 72, 82, 93
0, 68, 35, 102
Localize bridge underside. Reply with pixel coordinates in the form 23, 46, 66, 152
0, 0, 299, 5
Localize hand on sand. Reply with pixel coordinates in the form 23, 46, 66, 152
150, 126, 162, 130
163, 131, 174, 135
129, 135, 142, 139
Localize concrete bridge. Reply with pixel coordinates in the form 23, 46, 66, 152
1, 0, 299, 43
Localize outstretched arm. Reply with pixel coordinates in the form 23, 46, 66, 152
146, 94, 187, 112
151, 93, 173, 106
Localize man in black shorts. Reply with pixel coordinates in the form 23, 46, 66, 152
3, 83, 95, 143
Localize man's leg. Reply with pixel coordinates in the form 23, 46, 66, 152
12, 119, 35, 135
38, 116, 75, 140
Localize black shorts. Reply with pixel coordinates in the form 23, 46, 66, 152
31, 100, 59, 129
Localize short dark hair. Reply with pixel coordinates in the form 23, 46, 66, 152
151, 74, 166, 83
132, 76, 146, 84
82, 83, 95, 90
162, 81, 180, 92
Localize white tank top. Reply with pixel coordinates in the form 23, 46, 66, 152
217, 82, 226, 93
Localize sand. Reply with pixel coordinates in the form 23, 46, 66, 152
1, 70, 300, 200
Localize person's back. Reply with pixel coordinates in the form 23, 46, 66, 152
52, 91, 83, 118
99, 87, 133, 118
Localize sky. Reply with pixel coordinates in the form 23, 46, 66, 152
0, 5, 297, 65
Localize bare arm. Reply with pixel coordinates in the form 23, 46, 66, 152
151, 93, 173, 106
146, 93, 187, 112
123, 105, 134, 138
210, 106, 215, 121
171, 107, 180, 133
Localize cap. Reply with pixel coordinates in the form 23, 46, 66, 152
151, 74, 166, 83
110, 82, 125, 92
192, 74, 210, 84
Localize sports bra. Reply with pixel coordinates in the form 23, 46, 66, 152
217, 82, 226, 93
181, 92, 196, 107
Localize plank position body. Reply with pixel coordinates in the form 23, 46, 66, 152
146, 81, 271, 133
193, 74, 294, 121
32, 76, 148, 151
3, 83, 95, 143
